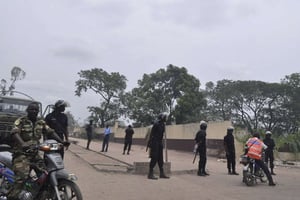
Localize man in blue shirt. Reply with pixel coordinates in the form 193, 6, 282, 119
101, 125, 111, 152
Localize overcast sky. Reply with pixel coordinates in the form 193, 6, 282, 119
1, 0, 299, 123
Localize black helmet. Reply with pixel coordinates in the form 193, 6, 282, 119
227, 126, 234, 134
200, 120, 207, 130
266, 131, 272, 135
54, 100, 69, 108
253, 132, 260, 138
26, 102, 40, 112
158, 113, 168, 122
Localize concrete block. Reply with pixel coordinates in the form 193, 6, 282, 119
133, 162, 171, 175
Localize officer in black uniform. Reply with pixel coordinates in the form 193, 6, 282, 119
45, 100, 69, 159
223, 126, 239, 175
195, 121, 209, 176
147, 113, 169, 180
123, 125, 134, 155
263, 131, 276, 175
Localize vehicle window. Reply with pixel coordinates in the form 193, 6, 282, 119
0, 102, 28, 114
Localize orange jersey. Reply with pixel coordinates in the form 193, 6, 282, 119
246, 137, 263, 160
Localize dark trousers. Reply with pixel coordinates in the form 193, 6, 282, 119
123, 139, 132, 153
255, 159, 274, 183
226, 152, 236, 172
102, 135, 110, 151
58, 148, 64, 160
198, 150, 207, 174
149, 142, 164, 171
86, 138, 92, 149
265, 151, 274, 169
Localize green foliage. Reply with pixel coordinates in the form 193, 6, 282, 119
206, 78, 299, 135
276, 132, 300, 154
122, 64, 206, 125
75, 68, 127, 127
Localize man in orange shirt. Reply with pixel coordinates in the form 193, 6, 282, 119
246, 132, 276, 186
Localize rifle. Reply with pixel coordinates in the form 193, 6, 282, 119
192, 144, 198, 164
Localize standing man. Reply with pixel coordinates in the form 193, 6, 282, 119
45, 100, 70, 159
147, 113, 169, 180
123, 125, 134, 155
263, 131, 276, 175
246, 132, 276, 186
223, 126, 239, 175
86, 120, 93, 150
101, 125, 111, 152
8, 102, 68, 200
195, 120, 209, 176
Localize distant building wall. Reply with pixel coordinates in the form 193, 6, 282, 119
73, 121, 240, 157
113, 121, 233, 157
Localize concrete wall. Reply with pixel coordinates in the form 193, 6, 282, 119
75, 121, 232, 157
114, 120, 232, 140
116, 121, 233, 157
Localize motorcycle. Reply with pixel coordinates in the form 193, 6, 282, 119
240, 154, 267, 186
0, 139, 82, 200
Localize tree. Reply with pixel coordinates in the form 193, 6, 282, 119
206, 80, 288, 133
280, 73, 300, 133
123, 64, 206, 125
1, 66, 26, 95
205, 80, 235, 121
75, 68, 127, 127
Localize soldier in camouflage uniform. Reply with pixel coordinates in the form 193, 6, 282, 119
8, 102, 67, 200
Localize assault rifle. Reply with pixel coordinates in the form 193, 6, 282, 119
192, 144, 198, 164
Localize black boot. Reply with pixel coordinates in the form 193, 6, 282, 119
148, 169, 158, 180
228, 169, 232, 175
197, 169, 206, 176
269, 181, 276, 186
159, 169, 170, 179
232, 171, 239, 175
231, 168, 239, 175
203, 169, 210, 176
271, 168, 276, 175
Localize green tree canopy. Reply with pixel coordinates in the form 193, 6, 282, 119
75, 68, 127, 127
123, 64, 206, 125
206, 79, 295, 134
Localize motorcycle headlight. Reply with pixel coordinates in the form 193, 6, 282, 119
68, 173, 78, 181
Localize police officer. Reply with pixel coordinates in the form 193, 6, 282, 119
263, 131, 276, 175
8, 102, 68, 200
123, 125, 134, 155
45, 100, 69, 159
86, 120, 93, 150
223, 126, 239, 175
147, 113, 169, 179
195, 121, 209, 176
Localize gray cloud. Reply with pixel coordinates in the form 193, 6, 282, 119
52, 46, 96, 63
1, 0, 299, 122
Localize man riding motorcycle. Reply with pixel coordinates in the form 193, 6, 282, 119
8, 102, 69, 200
245, 132, 276, 186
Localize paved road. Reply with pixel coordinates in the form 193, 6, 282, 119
64, 139, 300, 200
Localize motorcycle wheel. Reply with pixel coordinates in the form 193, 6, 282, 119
258, 170, 268, 183
57, 179, 83, 200
38, 179, 83, 200
243, 170, 255, 186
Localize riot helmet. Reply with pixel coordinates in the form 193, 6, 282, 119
54, 100, 69, 112
200, 120, 207, 130
227, 126, 234, 134
158, 113, 168, 122
266, 131, 272, 135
